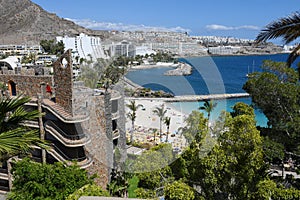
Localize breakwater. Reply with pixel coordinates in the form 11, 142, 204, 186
127, 93, 250, 102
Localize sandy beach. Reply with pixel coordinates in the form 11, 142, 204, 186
130, 62, 178, 70
125, 98, 188, 150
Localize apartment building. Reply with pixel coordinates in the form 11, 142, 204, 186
109, 41, 136, 57
0, 50, 125, 192
57, 33, 108, 62
0, 44, 42, 56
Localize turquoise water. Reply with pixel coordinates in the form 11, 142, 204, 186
170, 98, 268, 127
126, 53, 297, 127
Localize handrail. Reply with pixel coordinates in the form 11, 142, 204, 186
112, 129, 120, 139
47, 144, 93, 169
20, 120, 39, 128
0, 186, 9, 192
42, 101, 90, 123
45, 121, 91, 147
45, 121, 87, 140
26, 98, 90, 123
50, 144, 86, 162
0, 173, 8, 180
0, 168, 8, 174
111, 111, 120, 120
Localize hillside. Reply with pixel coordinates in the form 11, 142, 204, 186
0, 0, 106, 44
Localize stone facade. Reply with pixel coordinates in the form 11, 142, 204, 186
72, 81, 93, 117
83, 93, 113, 187
72, 82, 113, 187
53, 49, 74, 115
113, 80, 127, 163
0, 68, 53, 97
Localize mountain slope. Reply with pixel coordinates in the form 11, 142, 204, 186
0, 0, 95, 44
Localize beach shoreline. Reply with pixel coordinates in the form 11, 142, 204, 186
129, 62, 178, 70
125, 98, 187, 149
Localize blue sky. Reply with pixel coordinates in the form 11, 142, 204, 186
31, 0, 299, 41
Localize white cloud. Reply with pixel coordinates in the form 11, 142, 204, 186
68, 18, 191, 33
205, 24, 260, 31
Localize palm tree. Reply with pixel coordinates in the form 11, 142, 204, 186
0, 96, 45, 159
164, 117, 171, 143
126, 100, 143, 144
153, 128, 158, 144
256, 12, 300, 67
153, 104, 167, 138
199, 100, 217, 128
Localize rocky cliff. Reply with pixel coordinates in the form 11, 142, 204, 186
164, 63, 192, 76
0, 0, 108, 44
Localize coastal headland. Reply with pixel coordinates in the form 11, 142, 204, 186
130, 62, 193, 76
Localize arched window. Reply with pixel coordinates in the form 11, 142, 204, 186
8, 80, 16, 96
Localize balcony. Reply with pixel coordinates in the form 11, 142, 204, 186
26, 98, 90, 123
0, 169, 8, 181
46, 144, 93, 169
20, 120, 39, 128
111, 90, 121, 101
44, 121, 91, 147
113, 129, 120, 140
0, 185, 9, 194
111, 110, 120, 120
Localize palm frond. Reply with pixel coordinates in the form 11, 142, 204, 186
256, 12, 300, 44
0, 96, 40, 131
287, 44, 300, 67
126, 100, 143, 111
199, 106, 206, 110
0, 128, 42, 156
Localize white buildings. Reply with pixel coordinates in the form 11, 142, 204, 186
0, 44, 42, 56
0, 56, 22, 70
56, 33, 107, 62
135, 46, 156, 56
109, 41, 136, 57
208, 46, 241, 55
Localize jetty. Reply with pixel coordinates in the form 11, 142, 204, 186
127, 93, 250, 102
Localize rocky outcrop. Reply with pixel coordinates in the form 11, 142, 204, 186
0, 0, 108, 44
164, 62, 192, 76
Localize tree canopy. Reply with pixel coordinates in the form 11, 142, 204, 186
243, 60, 300, 152
8, 158, 95, 200
40, 40, 65, 56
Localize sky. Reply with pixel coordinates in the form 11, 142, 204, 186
31, 0, 299, 42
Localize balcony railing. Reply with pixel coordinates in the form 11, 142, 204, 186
26, 98, 90, 123
113, 129, 120, 140
111, 111, 120, 120
45, 121, 91, 147
47, 144, 93, 169
42, 99, 90, 123
0, 186, 9, 194
20, 120, 39, 128
0, 172, 8, 180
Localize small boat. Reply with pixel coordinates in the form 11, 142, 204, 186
246, 60, 255, 77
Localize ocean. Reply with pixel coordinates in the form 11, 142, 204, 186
125, 53, 296, 127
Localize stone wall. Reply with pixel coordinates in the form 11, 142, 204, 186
83, 94, 113, 188
72, 81, 93, 117
112, 80, 127, 163
53, 49, 73, 114
0, 74, 53, 97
